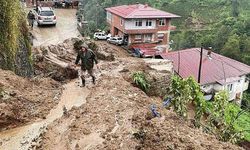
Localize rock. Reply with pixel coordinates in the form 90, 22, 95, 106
34, 54, 44, 62
9, 91, 17, 97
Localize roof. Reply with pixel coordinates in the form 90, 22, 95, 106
160, 48, 250, 85
105, 4, 180, 19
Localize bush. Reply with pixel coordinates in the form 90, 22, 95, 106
132, 72, 150, 93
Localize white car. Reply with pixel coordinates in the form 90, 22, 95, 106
94, 32, 107, 40
107, 37, 123, 45
36, 7, 57, 26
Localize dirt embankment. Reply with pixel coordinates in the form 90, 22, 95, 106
0, 69, 61, 131
38, 57, 242, 150
0, 38, 244, 150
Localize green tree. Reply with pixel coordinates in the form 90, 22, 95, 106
221, 34, 241, 60
0, 0, 33, 76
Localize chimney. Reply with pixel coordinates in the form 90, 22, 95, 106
207, 47, 212, 59
144, 3, 148, 8
136, 2, 140, 8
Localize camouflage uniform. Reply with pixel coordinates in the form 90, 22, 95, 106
75, 48, 98, 86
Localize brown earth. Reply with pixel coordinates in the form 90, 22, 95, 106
0, 69, 61, 131
38, 56, 242, 150
0, 38, 244, 150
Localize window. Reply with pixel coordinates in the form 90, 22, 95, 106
135, 34, 142, 41
40, 11, 54, 16
159, 19, 165, 26
135, 20, 142, 27
144, 34, 152, 42
227, 84, 233, 92
157, 33, 164, 40
107, 12, 112, 21
120, 18, 123, 26
146, 20, 152, 26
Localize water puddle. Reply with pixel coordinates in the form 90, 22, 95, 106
0, 81, 89, 150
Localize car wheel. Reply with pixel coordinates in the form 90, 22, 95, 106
37, 23, 40, 27
54, 23, 56, 26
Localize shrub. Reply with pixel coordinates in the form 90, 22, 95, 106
132, 72, 150, 93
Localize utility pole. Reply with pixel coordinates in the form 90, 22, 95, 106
198, 46, 203, 84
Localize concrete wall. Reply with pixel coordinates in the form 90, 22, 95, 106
201, 75, 249, 103
124, 19, 156, 30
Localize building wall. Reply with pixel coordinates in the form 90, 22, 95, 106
108, 13, 125, 36
106, 11, 173, 50
124, 19, 156, 30
201, 75, 249, 103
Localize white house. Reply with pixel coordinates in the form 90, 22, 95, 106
161, 48, 250, 104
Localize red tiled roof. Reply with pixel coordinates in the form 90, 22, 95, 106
105, 4, 180, 19
160, 48, 250, 85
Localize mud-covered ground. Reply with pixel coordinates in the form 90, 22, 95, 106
0, 38, 245, 150
0, 69, 61, 131
39, 58, 242, 150
31, 9, 80, 46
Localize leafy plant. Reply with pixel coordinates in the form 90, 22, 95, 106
169, 76, 206, 123
132, 72, 150, 93
206, 91, 244, 143
169, 76, 246, 143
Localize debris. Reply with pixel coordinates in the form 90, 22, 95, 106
150, 104, 161, 117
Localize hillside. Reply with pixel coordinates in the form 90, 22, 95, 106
0, 38, 245, 149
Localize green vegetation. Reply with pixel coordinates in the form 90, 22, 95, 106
242, 92, 250, 109
0, 0, 33, 76
225, 103, 250, 141
132, 72, 150, 93
169, 76, 250, 143
170, 76, 206, 127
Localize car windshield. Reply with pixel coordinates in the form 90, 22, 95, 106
40, 11, 54, 16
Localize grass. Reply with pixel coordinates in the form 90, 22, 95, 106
234, 111, 250, 141
225, 103, 250, 141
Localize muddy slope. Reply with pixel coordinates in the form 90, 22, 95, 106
39, 59, 242, 150
0, 69, 61, 130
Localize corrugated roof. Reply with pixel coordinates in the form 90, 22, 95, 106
160, 48, 250, 85
105, 4, 180, 19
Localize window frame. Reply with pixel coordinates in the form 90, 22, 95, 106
135, 19, 142, 27
157, 33, 165, 40
227, 84, 234, 93
159, 19, 166, 26
135, 34, 142, 41
144, 34, 152, 42
146, 19, 152, 27
120, 18, 124, 26
107, 12, 112, 21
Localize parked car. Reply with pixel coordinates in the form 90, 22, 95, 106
107, 37, 123, 45
106, 33, 111, 39
132, 46, 161, 58
94, 32, 107, 40
36, 7, 56, 26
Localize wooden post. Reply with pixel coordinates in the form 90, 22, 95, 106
198, 46, 203, 83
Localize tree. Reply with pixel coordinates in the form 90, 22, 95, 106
0, 0, 33, 76
231, 0, 239, 17
221, 34, 241, 61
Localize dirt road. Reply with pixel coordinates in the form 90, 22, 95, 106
0, 80, 90, 150
32, 9, 80, 46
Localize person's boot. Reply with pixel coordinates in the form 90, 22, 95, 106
92, 76, 96, 85
81, 76, 85, 87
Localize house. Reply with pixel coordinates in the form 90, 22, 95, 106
105, 4, 180, 50
160, 48, 250, 103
